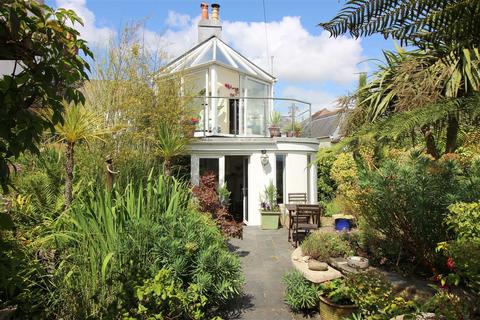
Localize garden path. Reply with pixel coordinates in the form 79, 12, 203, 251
225, 226, 296, 320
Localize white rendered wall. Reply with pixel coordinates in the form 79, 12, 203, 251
247, 151, 276, 226
285, 153, 309, 201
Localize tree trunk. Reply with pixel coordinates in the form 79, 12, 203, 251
421, 125, 439, 159
445, 114, 459, 154
163, 158, 171, 177
65, 141, 74, 207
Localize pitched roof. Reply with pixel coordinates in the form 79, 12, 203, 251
163, 36, 276, 82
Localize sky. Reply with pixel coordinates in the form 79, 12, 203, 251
45, 0, 396, 111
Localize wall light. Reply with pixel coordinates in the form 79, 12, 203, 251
261, 150, 269, 166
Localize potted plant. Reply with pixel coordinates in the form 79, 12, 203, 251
293, 122, 303, 137
268, 111, 282, 137
318, 279, 357, 320
332, 214, 355, 231
260, 182, 281, 229
284, 122, 303, 137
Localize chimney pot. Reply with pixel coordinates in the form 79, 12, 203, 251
211, 3, 220, 21
200, 2, 209, 20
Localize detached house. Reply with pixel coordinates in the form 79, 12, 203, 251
162, 3, 319, 226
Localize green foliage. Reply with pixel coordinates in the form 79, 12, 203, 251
45, 175, 243, 318
356, 151, 478, 271
301, 232, 353, 262
343, 271, 393, 315
320, 0, 480, 49
282, 270, 318, 311
124, 268, 207, 320
270, 111, 282, 127
260, 181, 279, 211
0, 232, 50, 318
316, 150, 336, 205
446, 201, 480, 239
217, 183, 231, 209
438, 201, 480, 294
154, 122, 189, 177
422, 289, 473, 319
0, 0, 92, 190
318, 279, 353, 305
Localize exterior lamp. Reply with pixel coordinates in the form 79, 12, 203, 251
261, 150, 269, 166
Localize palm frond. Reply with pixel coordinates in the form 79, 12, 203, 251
320, 0, 480, 49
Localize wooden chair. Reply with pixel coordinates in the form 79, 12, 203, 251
291, 204, 320, 247
288, 193, 307, 204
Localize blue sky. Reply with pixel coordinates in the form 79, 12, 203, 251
46, 0, 396, 111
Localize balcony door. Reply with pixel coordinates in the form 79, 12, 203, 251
229, 99, 239, 135
245, 78, 268, 136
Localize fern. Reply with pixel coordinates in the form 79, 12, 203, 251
320, 0, 480, 49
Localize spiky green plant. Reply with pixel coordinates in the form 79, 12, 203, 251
55, 104, 110, 206
320, 0, 480, 49
154, 122, 189, 177
46, 175, 243, 318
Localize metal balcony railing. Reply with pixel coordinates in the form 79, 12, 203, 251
186, 96, 312, 138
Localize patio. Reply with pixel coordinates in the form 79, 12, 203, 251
225, 227, 295, 320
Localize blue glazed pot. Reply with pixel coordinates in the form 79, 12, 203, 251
335, 218, 351, 231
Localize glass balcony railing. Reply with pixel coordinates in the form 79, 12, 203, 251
186, 96, 313, 138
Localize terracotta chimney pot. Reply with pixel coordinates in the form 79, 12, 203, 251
201, 2, 209, 20
211, 3, 220, 21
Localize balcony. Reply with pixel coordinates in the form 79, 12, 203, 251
187, 96, 313, 138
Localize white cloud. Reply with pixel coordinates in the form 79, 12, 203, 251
280, 86, 337, 111
55, 0, 114, 45
158, 13, 363, 85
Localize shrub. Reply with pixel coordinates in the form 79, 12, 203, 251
301, 232, 353, 261
330, 153, 360, 216
438, 201, 480, 294
193, 172, 242, 238
318, 279, 353, 305
316, 151, 336, 205
446, 201, 480, 240
46, 175, 243, 319
422, 290, 473, 319
124, 268, 207, 320
355, 151, 475, 271
343, 270, 393, 315
283, 270, 318, 311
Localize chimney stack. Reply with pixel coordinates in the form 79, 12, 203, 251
200, 2, 209, 20
211, 4, 220, 21
197, 2, 222, 43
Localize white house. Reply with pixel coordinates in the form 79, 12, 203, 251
162, 3, 319, 226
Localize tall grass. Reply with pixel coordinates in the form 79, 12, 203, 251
47, 174, 242, 319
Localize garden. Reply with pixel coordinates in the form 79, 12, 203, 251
0, 2, 242, 319
283, 1, 480, 319
1, 1, 480, 320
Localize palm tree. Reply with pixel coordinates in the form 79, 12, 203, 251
154, 122, 189, 177
55, 104, 108, 206
320, 0, 480, 50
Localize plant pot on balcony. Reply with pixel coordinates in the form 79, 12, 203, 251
268, 126, 281, 137
319, 296, 357, 320
261, 211, 280, 229
286, 131, 295, 137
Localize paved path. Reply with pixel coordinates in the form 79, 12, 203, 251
224, 226, 296, 320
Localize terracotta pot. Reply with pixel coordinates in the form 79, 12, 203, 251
268, 127, 281, 137
319, 296, 357, 320
286, 131, 294, 137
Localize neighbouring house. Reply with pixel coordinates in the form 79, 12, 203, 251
304, 108, 348, 143
161, 3, 319, 226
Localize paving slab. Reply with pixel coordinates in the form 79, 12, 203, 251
224, 226, 296, 320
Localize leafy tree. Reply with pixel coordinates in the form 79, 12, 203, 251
82, 24, 193, 180
343, 47, 480, 157
320, 0, 480, 49
55, 104, 108, 206
0, 0, 92, 190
